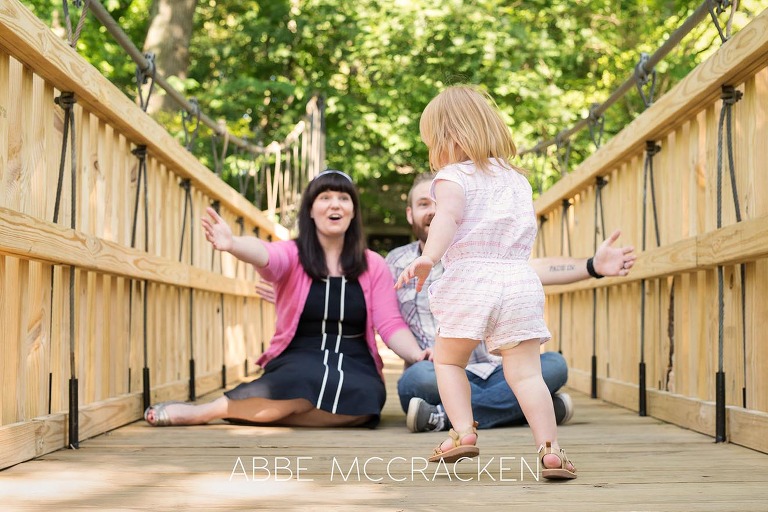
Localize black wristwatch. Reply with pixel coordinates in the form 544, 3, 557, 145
586, 257, 604, 279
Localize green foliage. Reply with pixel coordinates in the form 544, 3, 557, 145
19, 0, 768, 229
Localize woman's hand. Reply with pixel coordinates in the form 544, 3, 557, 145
395, 255, 435, 292
201, 207, 234, 252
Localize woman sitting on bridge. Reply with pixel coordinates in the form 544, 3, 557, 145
145, 170, 430, 428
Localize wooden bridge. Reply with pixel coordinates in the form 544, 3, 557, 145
2, 349, 768, 511
1, 1, 768, 508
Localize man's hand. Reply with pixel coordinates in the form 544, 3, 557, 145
593, 229, 636, 277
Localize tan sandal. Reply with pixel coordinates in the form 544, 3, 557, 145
538, 441, 577, 480
428, 421, 479, 463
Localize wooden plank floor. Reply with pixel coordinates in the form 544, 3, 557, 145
2, 355, 768, 511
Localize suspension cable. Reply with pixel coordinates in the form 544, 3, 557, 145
591, 176, 608, 399
715, 84, 744, 442
638, 140, 662, 417
557, 199, 572, 355
51, 90, 80, 449
519, 0, 716, 158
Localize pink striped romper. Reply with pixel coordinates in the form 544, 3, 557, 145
427, 159, 551, 354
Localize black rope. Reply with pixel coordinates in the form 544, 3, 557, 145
708, 0, 734, 43
130, 146, 149, 251
638, 140, 662, 417
178, 179, 197, 401
253, 226, 268, 361
210, 125, 230, 178
52, 91, 79, 449
530, 147, 545, 196
135, 52, 156, 112
182, 98, 201, 151
537, 215, 548, 257
61, 0, 90, 49
591, 176, 608, 399
52, 92, 76, 225
205, 201, 227, 387
557, 199, 572, 355
588, 103, 605, 149
555, 132, 572, 176
129, 145, 151, 411
236, 147, 255, 196
715, 84, 744, 440
635, 52, 657, 109
253, 160, 267, 210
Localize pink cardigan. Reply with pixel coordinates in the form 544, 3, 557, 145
255, 240, 409, 375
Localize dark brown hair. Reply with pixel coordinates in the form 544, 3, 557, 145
296, 171, 367, 280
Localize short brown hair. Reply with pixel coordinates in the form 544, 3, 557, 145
406, 172, 434, 208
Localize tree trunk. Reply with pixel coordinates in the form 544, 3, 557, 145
142, 0, 197, 114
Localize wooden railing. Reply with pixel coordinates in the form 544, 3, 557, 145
0, 0, 280, 469
534, 7, 768, 453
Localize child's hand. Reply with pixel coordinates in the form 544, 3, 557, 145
395, 255, 435, 292
201, 207, 234, 252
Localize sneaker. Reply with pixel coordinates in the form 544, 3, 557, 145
553, 392, 574, 425
406, 397, 447, 433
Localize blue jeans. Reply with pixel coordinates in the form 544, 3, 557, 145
396, 351, 568, 429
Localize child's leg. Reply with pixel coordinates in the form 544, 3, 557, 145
499, 340, 572, 470
434, 335, 480, 450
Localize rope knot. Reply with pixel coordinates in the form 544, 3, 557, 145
587, 103, 602, 124
131, 145, 148, 159
54, 92, 77, 109
720, 85, 743, 105
179, 178, 191, 191
138, 53, 156, 83
596, 176, 608, 190
645, 141, 661, 156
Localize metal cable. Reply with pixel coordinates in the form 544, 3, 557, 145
639, 141, 662, 416
591, 176, 607, 398
178, 179, 196, 401
129, 145, 151, 409
557, 199, 572, 354
537, 215, 548, 257
716, 85, 745, 411
135, 52, 156, 112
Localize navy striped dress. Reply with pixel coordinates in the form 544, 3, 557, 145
224, 276, 385, 426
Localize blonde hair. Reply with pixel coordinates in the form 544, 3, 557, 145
419, 85, 519, 174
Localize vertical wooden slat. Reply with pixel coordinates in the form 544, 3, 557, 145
745, 69, 768, 413
3, 59, 22, 210
0, 256, 6, 424
16, 258, 30, 420
3, 256, 21, 423
93, 120, 107, 240
0, 51, 9, 191
44, 83, 59, 222
23, 260, 49, 419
